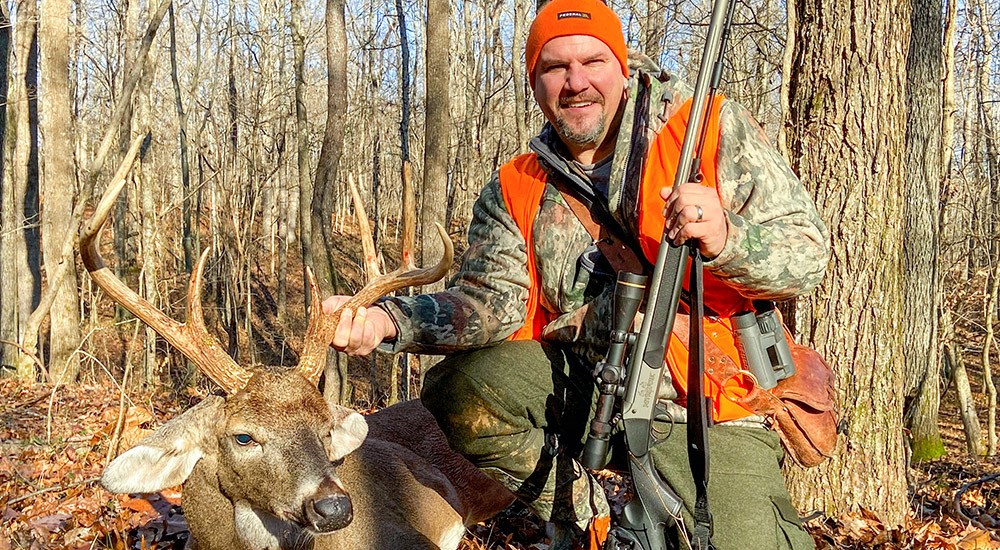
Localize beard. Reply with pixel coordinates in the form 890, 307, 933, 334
553, 94, 607, 149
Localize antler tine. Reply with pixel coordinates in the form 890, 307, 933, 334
296, 223, 454, 386
296, 177, 384, 384
80, 134, 251, 395
295, 164, 455, 386
297, 267, 330, 385
348, 174, 382, 280
338, 221, 453, 309
184, 248, 252, 392
400, 161, 416, 271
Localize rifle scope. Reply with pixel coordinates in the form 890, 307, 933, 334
582, 271, 648, 470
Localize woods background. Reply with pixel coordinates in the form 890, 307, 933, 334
0, 0, 997, 540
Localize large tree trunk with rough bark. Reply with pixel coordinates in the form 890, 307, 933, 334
902, 0, 945, 462
785, 0, 910, 525
39, 0, 81, 383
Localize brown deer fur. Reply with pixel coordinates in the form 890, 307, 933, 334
101, 370, 513, 549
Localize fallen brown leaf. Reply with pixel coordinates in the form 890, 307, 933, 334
956, 529, 994, 550
122, 497, 155, 515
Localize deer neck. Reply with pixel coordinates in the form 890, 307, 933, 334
182, 450, 312, 550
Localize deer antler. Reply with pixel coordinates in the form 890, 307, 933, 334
80, 135, 252, 394
296, 161, 454, 385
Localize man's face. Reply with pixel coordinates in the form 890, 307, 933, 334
533, 35, 627, 163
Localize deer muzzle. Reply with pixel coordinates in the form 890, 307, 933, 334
304, 479, 353, 533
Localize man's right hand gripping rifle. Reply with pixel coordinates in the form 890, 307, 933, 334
325, 0, 830, 548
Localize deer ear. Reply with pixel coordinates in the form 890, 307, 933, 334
327, 407, 368, 461
101, 395, 225, 494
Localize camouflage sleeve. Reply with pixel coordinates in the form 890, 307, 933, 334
539, 283, 615, 367
377, 176, 530, 354
706, 100, 830, 299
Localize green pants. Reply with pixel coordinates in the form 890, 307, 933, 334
421, 340, 814, 550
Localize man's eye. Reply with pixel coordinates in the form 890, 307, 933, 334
234, 433, 255, 446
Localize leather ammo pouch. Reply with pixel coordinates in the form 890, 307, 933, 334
703, 332, 839, 468
745, 345, 838, 467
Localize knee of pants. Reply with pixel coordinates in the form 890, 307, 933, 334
420, 345, 548, 465
421, 358, 521, 458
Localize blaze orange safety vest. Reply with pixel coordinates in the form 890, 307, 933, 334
499, 97, 758, 422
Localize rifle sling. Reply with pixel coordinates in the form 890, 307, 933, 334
687, 250, 715, 548
556, 182, 649, 276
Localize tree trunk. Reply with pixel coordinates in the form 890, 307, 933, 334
5, 0, 42, 379
941, 308, 983, 457
982, 260, 999, 456
39, 0, 81, 383
939, 0, 957, 272
113, 0, 142, 324
512, 0, 528, 152
777, 0, 795, 161
313, 0, 349, 404
786, 0, 910, 525
139, 163, 158, 387
423, 0, 449, 289
168, 3, 194, 274
135, 5, 159, 388
290, 0, 312, 316
311, 0, 347, 295
0, 2, 14, 372
974, 0, 998, 457
415, 0, 452, 385
642, 0, 665, 64
902, 0, 944, 462
396, 0, 411, 164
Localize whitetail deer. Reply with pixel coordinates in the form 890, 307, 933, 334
83, 138, 513, 550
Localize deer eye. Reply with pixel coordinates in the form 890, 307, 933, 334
234, 433, 255, 446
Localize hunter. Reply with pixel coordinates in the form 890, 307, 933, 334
325, 0, 829, 548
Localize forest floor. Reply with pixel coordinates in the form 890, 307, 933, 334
1, 363, 997, 549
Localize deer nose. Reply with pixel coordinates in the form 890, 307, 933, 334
309, 493, 353, 532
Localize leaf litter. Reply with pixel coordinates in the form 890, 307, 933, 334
1, 377, 996, 549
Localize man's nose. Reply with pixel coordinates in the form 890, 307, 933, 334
563, 63, 589, 94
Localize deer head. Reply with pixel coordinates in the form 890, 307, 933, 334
83, 136, 454, 543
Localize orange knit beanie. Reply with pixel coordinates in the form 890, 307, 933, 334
525, 0, 629, 89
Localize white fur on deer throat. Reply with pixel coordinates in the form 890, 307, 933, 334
234, 501, 284, 550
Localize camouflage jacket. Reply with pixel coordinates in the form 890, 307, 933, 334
380, 55, 829, 363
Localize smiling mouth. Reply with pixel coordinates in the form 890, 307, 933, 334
559, 93, 603, 109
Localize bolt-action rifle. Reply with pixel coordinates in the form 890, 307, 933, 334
580, 0, 737, 548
